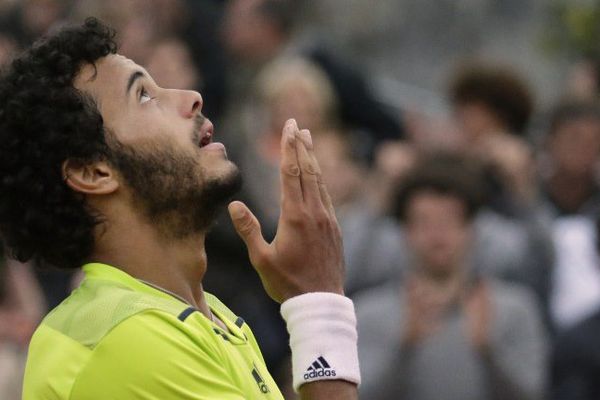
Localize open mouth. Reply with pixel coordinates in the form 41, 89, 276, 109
196, 119, 214, 148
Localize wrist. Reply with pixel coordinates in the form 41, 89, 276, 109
281, 287, 345, 303
281, 292, 361, 392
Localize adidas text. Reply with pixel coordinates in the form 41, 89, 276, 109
304, 356, 337, 380
304, 369, 337, 380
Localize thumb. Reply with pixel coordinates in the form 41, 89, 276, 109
228, 201, 269, 264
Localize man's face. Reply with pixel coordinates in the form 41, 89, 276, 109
222, 0, 276, 62
404, 192, 472, 277
549, 118, 600, 176
74, 54, 240, 237
454, 102, 502, 142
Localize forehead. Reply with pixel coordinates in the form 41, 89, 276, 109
558, 116, 600, 131
408, 191, 467, 215
73, 54, 140, 107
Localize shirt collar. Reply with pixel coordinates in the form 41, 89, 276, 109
81, 262, 186, 305
82, 262, 247, 341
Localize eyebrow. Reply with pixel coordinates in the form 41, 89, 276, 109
126, 70, 145, 96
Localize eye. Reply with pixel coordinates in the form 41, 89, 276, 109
139, 87, 153, 104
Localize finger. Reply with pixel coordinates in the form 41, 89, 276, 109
297, 129, 322, 174
296, 129, 323, 209
319, 181, 336, 218
297, 129, 336, 216
228, 201, 270, 266
279, 119, 303, 209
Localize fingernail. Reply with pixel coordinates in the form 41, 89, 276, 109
300, 129, 312, 146
287, 130, 296, 147
229, 203, 246, 220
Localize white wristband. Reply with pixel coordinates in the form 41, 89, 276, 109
280, 292, 361, 392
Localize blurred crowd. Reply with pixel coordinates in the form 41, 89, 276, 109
1, 0, 600, 399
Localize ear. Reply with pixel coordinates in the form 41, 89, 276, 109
62, 159, 119, 195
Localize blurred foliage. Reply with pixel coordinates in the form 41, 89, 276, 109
543, 0, 600, 58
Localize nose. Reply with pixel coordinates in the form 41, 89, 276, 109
175, 89, 203, 118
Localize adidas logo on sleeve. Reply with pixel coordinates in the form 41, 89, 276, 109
303, 356, 337, 380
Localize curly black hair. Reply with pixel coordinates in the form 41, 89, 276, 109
548, 99, 600, 136
393, 151, 485, 223
0, 18, 117, 269
449, 63, 534, 135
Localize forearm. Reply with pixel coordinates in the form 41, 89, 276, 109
299, 380, 358, 400
282, 293, 361, 398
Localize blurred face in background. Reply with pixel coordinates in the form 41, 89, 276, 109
548, 117, 600, 177
453, 101, 504, 143
146, 39, 200, 91
260, 59, 337, 138
222, 0, 277, 62
565, 60, 600, 101
268, 80, 328, 135
313, 131, 364, 207
404, 192, 472, 278
22, 0, 65, 37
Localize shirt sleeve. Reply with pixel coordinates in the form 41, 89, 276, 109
487, 284, 549, 400
68, 309, 246, 400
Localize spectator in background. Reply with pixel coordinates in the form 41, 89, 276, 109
71, 0, 227, 119
449, 62, 535, 214
564, 57, 600, 102
146, 38, 201, 91
550, 217, 600, 400
222, 0, 291, 68
550, 216, 600, 332
0, 245, 45, 400
537, 101, 600, 331
0, 0, 68, 47
312, 130, 405, 297
540, 101, 600, 217
356, 152, 548, 400
240, 57, 340, 232
220, 0, 403, 164
366, 139, 418, 214
448, 63, 554, 326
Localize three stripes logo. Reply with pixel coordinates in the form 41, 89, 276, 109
304, 356, 337, 380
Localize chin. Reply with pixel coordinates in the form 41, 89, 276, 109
212, 159, 240, 184
177, 162, 242, 236
205, 161, 243, 201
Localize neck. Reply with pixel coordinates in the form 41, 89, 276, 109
418, 263, 465, 286
548, 170, 596, 212
89, 206, 211, 317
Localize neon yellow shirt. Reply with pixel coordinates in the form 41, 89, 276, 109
23, 263, 284, 399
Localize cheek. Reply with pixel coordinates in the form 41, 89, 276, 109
406, 225, 437, 252
408, 224, 468, 251
110, 112, 166, 145
555, 139, 599, 169
449, 229, 471, 254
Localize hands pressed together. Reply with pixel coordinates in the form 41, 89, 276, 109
402, 276, 492, 353
228, 119, 345, 303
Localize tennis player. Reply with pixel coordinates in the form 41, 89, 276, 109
0, 18, 359, 399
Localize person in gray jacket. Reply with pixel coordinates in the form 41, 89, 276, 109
356, 152, 548, 400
